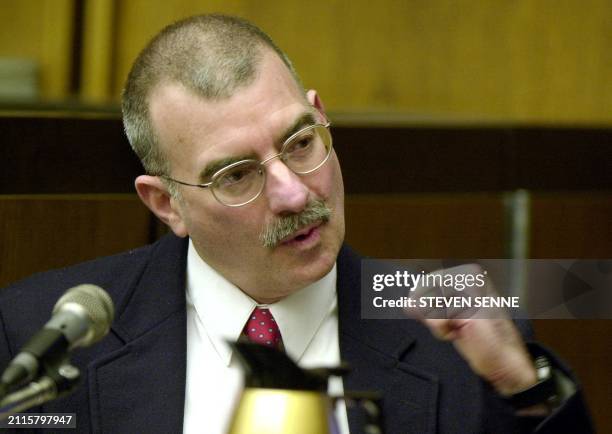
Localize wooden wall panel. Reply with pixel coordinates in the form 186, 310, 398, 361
4, 115, 609, 195
345, 193, 612, 258
0, 195, 153, 287
0, 0, 75, 99
111, 0, 612, 123
533, 320, 612, 433
80, 0, 116, 103
522, 193, 611, 432
530, 193, 612, 258
344, 193, 506, 258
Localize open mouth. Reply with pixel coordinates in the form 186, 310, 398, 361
281, 222, 323, 246
294, 227, 315, 242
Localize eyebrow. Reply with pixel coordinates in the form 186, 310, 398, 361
200, 154, 257, 181
199, 110, 318, 181
280, 111, 317, 143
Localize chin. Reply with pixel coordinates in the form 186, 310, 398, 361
257, 243, 339, 303
293, 242, 340, 287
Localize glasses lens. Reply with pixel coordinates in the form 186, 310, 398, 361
212, 161, 264, 206
283, 125, 332, 174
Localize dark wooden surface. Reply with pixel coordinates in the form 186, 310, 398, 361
0, 195, 153, 286
1, 116, 611, 194
533, 319, 612, 432
1, 116, 141, 194
344, 193, 506, 258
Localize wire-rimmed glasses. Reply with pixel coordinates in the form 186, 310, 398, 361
161, 122, 332, 207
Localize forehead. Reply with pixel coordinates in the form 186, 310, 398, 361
148, 51, 310, 174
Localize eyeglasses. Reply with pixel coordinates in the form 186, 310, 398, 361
161, 122, 332, 207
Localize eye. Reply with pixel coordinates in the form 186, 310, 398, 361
285, 132, 315, 155
217, 166, 254, 187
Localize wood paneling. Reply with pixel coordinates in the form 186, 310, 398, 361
111, 0, 612, 123
0, 0, 76, 99
533, 321, 612, 433
345, 193, 506, 258
0, 115, 141, 194
80, 0, 116, 103
335, 126, 612, 193
3, 116, 611, 194
530, 193, 612, 258
0, 195, 153, 287
529, 192, 612, 432
2, 1, 611, 121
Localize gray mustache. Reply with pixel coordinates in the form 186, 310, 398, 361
260, 199, 331, 248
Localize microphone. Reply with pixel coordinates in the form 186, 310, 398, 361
0, 284, 114, 393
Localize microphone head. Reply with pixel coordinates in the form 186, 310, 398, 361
52, 284, 115, 346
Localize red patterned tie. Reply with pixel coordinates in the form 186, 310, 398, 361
243, 307, 282, 349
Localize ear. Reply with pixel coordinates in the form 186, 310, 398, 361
306, 89, 328, 121
134, 175, 188, 237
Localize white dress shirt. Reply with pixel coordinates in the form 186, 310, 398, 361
183, 239, 350, 434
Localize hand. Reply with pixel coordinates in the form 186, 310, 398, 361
404, 264, 537, 396
423, 317, 537, 395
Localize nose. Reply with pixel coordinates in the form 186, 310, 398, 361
264, 159, 309, 216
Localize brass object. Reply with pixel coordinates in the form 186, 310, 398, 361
228, 388, 333, 434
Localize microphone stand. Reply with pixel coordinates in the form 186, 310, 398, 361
0, 363, 80, 420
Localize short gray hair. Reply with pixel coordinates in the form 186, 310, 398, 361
121, 14, 301, 196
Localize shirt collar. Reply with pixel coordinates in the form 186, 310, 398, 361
186, 239, 337, 366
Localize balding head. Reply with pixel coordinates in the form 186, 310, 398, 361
122, 14, 302, 186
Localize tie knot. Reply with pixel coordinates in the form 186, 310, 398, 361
243, 307, 282, 349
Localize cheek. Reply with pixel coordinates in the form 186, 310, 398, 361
332, 156, 344, 198
185, 201, 264, 247
310, 154, 343, 202
326, 156, 345, 236
325, 155, 344, 208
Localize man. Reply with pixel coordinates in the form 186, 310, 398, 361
0, 14, 593, 434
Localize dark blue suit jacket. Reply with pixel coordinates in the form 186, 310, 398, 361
0, 235, 593, 433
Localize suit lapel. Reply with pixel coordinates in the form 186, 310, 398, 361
88, 235, 189, 434
86, 239, 440, 433
337, 245, 439, 434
